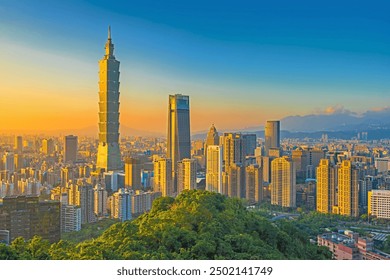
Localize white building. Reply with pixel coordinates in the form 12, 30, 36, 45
368, 190, 390, 219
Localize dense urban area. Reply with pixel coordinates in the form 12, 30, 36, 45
1, 129, 390, 260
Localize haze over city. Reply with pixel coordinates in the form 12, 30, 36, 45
0, 0, 389, 134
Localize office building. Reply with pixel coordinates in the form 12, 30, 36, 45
206, 145, 223, 193
316, 159, 337, 214
375, 158, 390, 174
64, 135, 78, 163
167, 94, 191, 191
292, 147, 325, 179
368, 190, 390, 220
270, 157, 296, 207
264, 120, 280, 156
243, 134, 257, 156
96, 26, 122, 171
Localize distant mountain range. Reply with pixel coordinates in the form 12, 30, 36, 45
192, 108, 390, 140
281, 107, 390, 132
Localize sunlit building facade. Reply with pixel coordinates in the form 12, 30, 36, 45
271, 156, 296, 207
96, 26, 122, 171
316, 159, 337, 214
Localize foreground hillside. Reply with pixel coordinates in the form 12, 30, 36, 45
0, 190, 331, 260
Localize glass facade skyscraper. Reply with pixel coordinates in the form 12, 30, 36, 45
167, 94, 191, 192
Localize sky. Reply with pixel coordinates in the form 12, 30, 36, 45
0, 0, 389, 135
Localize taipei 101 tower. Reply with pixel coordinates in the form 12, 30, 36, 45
96, 26, 122, 171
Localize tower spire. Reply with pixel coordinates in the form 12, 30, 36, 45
105, 26, 114, 57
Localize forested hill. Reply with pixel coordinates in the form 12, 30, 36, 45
0, 190, 331, 260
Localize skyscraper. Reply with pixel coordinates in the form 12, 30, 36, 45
42, 138, 55, 155
204, 124, 219, 158
221, 133, 246, 198
271, 156, 296, 207
226, 163, 244, 198
124, 157, 142, 189
206, 145, 223, 193
337, 160, 359, 217
222, 133, 245, 168
64, 135, 77, 163
14, 136, 23, 153
167, 94, 191, 190
94, 181, 108, 218
96, 26, 122, 172
177, 158, 197, 194
153, 157, 173, 197
264, 120, 280, 156
246, 164, 263, 204
316, 159, 337, 214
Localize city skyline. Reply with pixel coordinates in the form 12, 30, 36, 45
0, 1, 389, 134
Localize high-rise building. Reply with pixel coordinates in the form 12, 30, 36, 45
66, 181, 96, 224
293, 147, 325, 179
64, 135, 78, 163
0, 196, 60, 243
94, 181, 108, 218
246, 164, 263, 204
132, 190, 151, 216
153, 157, 173, 197
204, 124, 219, 160
14, 154, 24, 171
77, 183, 96, 224
60, 193, 81, 233
206, 145, 223, 193
220, 133, 246, 198
42, 138, 55, 155
226, 163, 244, 198
243, 134, 257, 156
375, 158, 390, 174
167, 94, 191, 191
96, 26, 122, 172
177, 158, 197, 194
111, 188, 132, 222
222, 133, 245, 168
264, 120, 280, 156
124, 157, 141, 189
270, 156, 296, 207
2, 152, 14, 173
337, 160, 359, 217
368, 190, 390, 220
316, 159, 337, 214
14, 136, 23, 153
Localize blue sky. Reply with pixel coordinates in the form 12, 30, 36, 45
0, 0, 389, 133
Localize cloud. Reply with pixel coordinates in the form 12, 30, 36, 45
319, 105, 354, 115
367, 106, 390, 112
